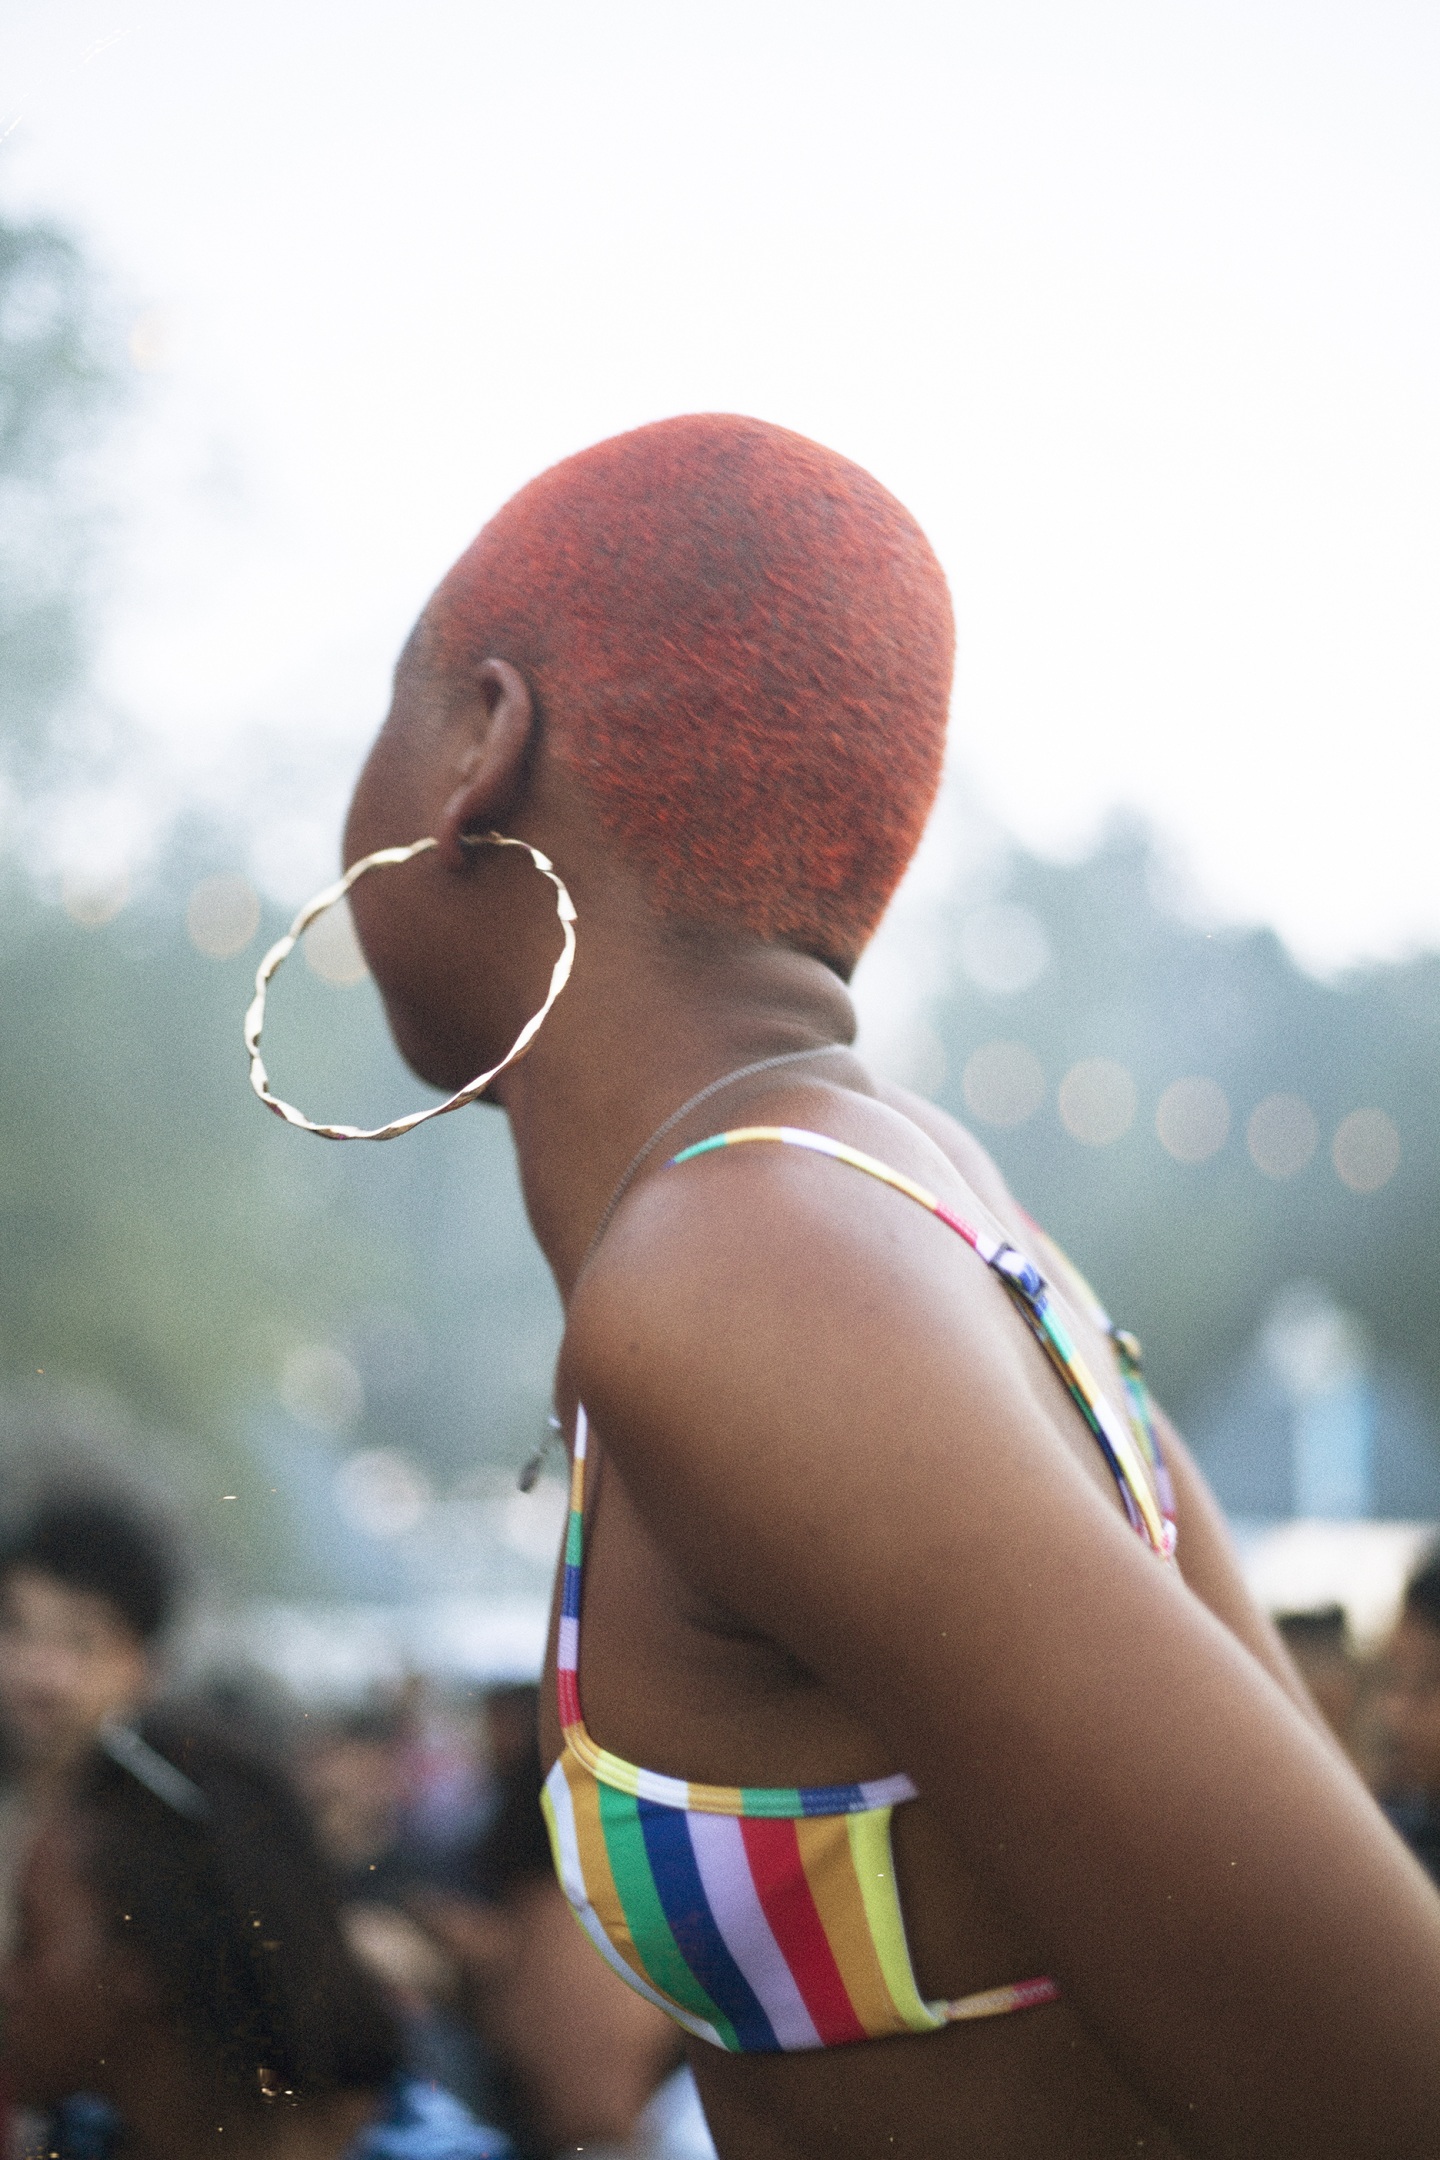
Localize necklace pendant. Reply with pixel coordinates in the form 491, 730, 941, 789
518, 1413, 564, 1492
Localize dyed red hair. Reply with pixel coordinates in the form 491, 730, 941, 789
428, 414, 952, 971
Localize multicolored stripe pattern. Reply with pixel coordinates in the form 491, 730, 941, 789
544, 1400, 1059, 2049
542, 1126, 1177, 2052
670, 1127, 1178, 1559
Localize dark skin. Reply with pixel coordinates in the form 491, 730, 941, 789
343, 635, 1440, 2158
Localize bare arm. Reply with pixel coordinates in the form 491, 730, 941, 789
1156, 1413, 1346, 1740
873, 1079, 1334, 1736
574, 1135, 1440, 2160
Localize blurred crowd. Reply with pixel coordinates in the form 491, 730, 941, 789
3, 1477, 1440, 2160
0, 1482, 715, 2160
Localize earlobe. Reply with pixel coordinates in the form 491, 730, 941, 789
436, 658, 536, 870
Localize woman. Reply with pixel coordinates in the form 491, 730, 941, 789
0, 1713, 510, 2158
258, 415, 1440, 2156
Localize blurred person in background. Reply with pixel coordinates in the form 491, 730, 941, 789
419, 1686, 711, 2160
0, 1710, 510, 2159
301, 1703, 421, 1907
297, 1702, 489, 2118
1273, 1607, 1362, 1757
0, 1487, 178, 1951
1376, 1551, 1440, 1884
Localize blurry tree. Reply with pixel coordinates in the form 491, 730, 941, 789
2, 207, 1435, 1594
0, 208, 120, 782
924, 822, 1440, 1449
0, 204, 561, 1592
0, 824, 557, 1592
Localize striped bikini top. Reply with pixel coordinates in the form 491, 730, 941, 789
541, 1127, 1176, 2054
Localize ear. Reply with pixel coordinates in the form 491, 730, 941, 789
435, 659, 537, 870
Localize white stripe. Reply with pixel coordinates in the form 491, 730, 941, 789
574, 1403, 589, 1460
1085, 1386, 1164, 1534
858, 1772, 918, 1808
557, 1614, 580, 1673
542, 1759, 723, 2046
687, 1811, 822, 2050
635, 1765, 691, 1809
776, 1125, 843, 1156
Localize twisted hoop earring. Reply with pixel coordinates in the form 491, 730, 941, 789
243, 832, 577, 1141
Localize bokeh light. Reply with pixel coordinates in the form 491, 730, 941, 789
957, 903, 1051, 998
127, 307, 175, 372
185, 873, 261, 959
1331, 1108, 1400, 1194
303, 898, 369, 986
60, 865, 130, 927
333, 1448, 432, 1538
1246, 1092, 1320, 1180
279, 1342, 365, 1433
1155, 1075, 1231, 1163
1057, 1057, 1137, 1147
962, 1039, 1046, 1128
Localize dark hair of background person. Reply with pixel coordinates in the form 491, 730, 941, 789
75, 1710, 403, 2099
470, 1688, 550, 1902
1275, 1606, 1350, 1656
0, 1487, 180, 1643
1404, 1552, 1440, 1635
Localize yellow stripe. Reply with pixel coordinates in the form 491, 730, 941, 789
564, 1714, 751, 1814
677, 1778, 749, 1815
714, 1129, 942, 1217
563, 1720, 644, 1799
793, 1813, 910, 2040
561, 1752, 657, 1995
845, 1808, 945, 2034
947, 1982, 1038, 2021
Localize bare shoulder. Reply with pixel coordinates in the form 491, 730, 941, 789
566, 1078, 1025, 1395
562, 1081, 1063, 1593
561, 1075, 1171, 1666
869, 1075, 1025, 1218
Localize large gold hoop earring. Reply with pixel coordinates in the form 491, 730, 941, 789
243, 831, 577, 1141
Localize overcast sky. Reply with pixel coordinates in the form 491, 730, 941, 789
5, 0, 1439, 970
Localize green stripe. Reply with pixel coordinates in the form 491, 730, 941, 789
739, 1784, 805, 1818
1033, 1307, 1104, 1440
670, 1134, 730, 1164
596, 1782, 740, 2050
565, 1511, 584, 1566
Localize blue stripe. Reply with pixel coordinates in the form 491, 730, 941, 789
561, 1564, 583, 1620
637, 1801, 780, 2052
798, 1783, 867, 1816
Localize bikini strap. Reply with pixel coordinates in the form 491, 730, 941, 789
555, 1402, 590, 1738
667, 1126, 1176, 1558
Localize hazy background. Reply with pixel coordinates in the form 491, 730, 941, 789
1, 1, 1436, 1652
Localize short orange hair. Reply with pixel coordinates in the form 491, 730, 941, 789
428, 414, 952, 971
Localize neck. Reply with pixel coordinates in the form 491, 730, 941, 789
493, 927, 860, 1300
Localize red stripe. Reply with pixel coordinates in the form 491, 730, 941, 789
739, 1817, 868, 2045
557, 1669, 582, 1728
931, 1200, 980, 1250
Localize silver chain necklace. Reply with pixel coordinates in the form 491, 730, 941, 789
517, 1039, 849, 1489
